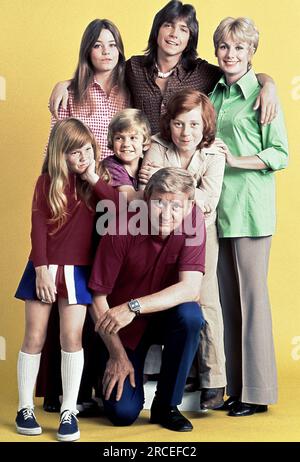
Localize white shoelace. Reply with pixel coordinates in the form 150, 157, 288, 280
60, 410, 78, 425
22, 408, 35, 420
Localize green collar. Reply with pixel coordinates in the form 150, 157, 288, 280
210, 69, 258, 99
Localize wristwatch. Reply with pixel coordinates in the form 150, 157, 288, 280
127, 299, 141, 316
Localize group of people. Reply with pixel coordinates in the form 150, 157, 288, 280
14, 0, 288, 442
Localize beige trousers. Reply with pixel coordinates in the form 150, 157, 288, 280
144, 223, 227, 389
218, 236, 278, 405
195, 223, 226, 388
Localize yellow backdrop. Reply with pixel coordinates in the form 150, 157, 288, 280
0, 0, 300, 441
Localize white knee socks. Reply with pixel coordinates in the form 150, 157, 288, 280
60, 349, 84, 414
17, 351, 41, 411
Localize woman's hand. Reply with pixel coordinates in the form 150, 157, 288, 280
49, 80, 71, 118
213, 139, 237, 167
35, 266, 57, 303
254, 82, 278, 126
138, 162, 162, 185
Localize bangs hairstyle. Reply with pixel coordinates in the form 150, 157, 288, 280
144, 167, 195, 201
107, 108, 152, 150
144, 0, 199, 69
70, 19, 127, 110
41, 118, 109, 232
213, 17, 259, 56
160, 89, 216, 149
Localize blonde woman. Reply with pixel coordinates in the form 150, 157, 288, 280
210, 17, 288, 416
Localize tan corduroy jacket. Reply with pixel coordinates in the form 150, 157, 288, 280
142, 134, 225, 226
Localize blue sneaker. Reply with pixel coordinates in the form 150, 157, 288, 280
15, 408, 42, 435
57, 410, 80, 442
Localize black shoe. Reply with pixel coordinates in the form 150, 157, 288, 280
215, 395, 239, 411
228, 401, 268, 417
43, 396, 61, 413
150, 398, 193, 432
200, 387, 225, 410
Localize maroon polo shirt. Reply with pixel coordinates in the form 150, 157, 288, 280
89, 206, 206, 350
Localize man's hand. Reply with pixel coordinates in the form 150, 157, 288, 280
49, 80, 70, 118
254, 82, 278, 126
95, 303, 136, 334
102, 355, 136, 401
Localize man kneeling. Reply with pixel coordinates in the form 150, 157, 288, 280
89, 167, 206, 432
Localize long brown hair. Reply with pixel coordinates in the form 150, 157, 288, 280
41, 118, 109, 231
70, 19, 127, 110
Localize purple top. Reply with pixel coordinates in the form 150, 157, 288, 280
102, 155, 140, 190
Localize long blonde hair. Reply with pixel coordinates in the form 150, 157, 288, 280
41, 118, 109, 231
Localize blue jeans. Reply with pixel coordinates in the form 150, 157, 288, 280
98, 302, 204, 426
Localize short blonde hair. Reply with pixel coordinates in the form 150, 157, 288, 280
107, 108, 151, 150
213, 17, 259, 56
144, 167, 195, 201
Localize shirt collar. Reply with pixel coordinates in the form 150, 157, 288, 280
210, 69, 258, 99
92, 77, 118, 94
174, 61, 186, 81
92, 76, 102, 87
151, 133, 173, 149
151, 134, 206, 176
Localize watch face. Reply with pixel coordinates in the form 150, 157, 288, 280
128, 299, 140, 314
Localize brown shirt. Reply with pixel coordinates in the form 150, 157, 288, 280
125, 55, 222, 134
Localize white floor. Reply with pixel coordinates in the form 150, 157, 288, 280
143, 381, 202, 411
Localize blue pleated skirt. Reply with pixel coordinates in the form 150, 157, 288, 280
15, 260, 93, 305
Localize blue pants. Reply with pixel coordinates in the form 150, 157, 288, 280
99, 302, 205, 426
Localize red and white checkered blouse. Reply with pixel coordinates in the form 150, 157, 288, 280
51, 78, 129, 160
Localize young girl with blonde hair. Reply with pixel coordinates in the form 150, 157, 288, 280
15, 118, 108, 441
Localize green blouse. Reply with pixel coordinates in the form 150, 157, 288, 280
210, 69, 289, 238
